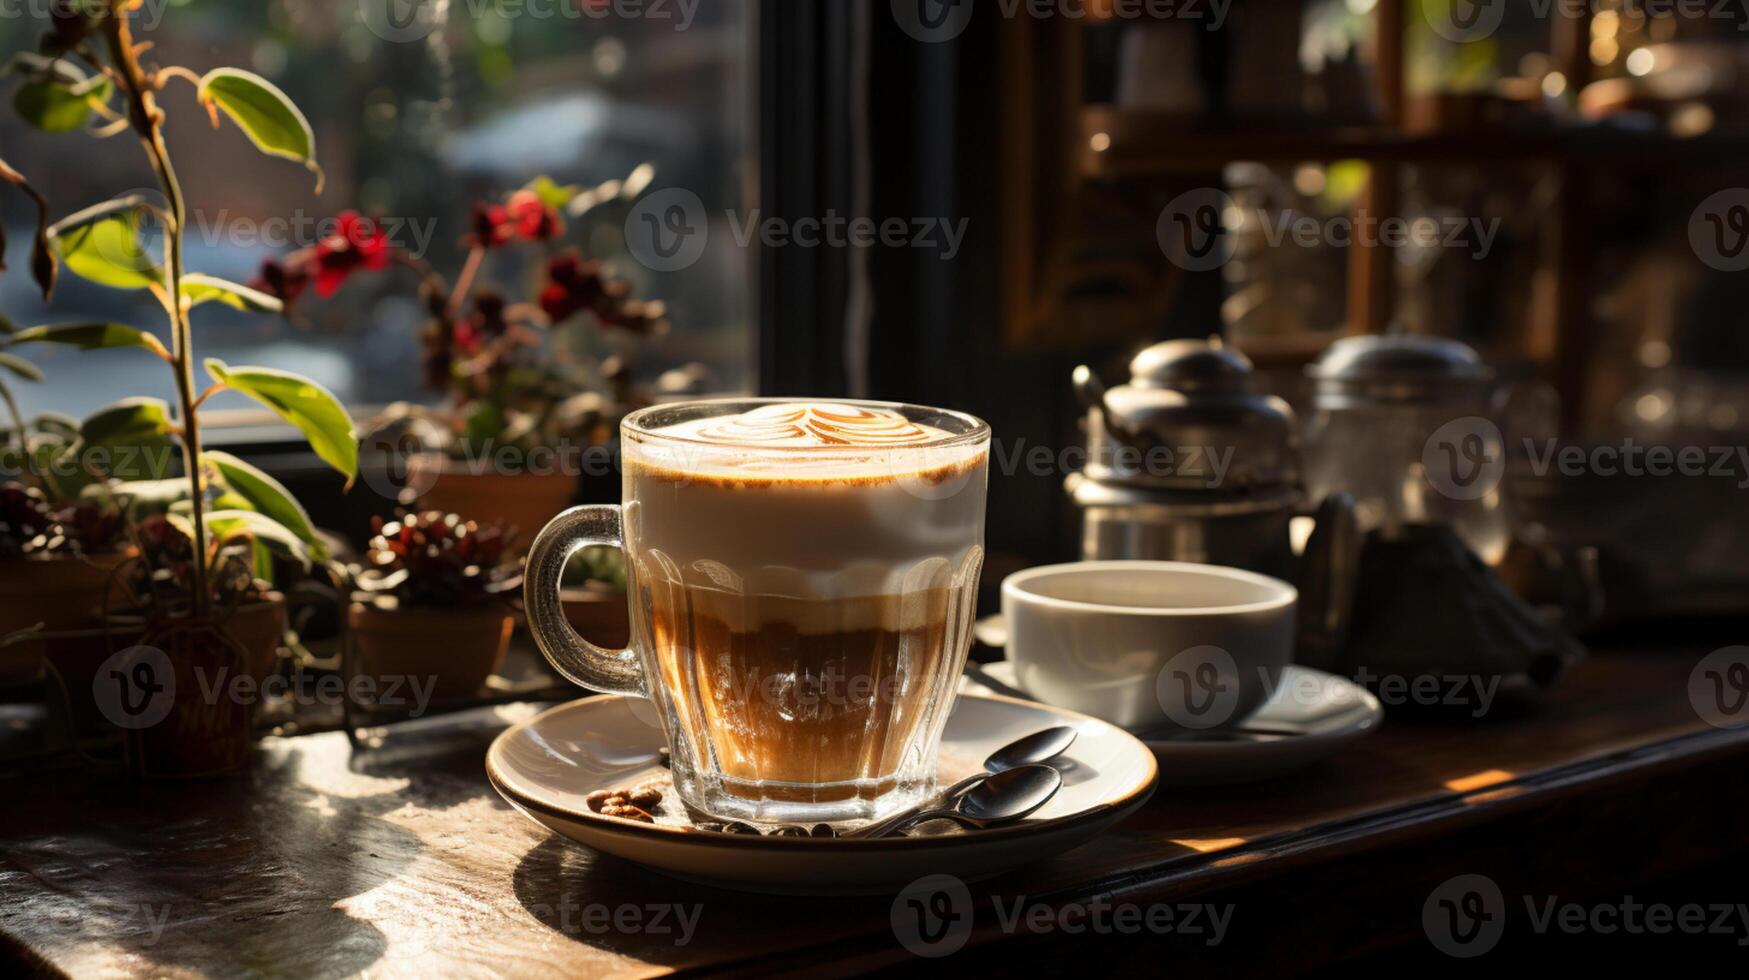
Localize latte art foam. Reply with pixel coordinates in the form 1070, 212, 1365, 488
674, 402, 943, 448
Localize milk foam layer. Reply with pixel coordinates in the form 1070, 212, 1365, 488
623, 402, 988, 632
679, 402, 941, 448
633, 402, 983, 483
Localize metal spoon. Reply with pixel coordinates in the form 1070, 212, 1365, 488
1148, 726, 1299, 743
846, 726, 1078, 838
870, 765, 1062, 838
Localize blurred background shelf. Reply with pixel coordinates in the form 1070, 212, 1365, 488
1079, 107, 1749, 177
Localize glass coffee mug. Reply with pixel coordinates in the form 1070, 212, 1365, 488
525, 400, 990, 824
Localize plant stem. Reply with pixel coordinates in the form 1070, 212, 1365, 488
449, 246, 484, 316
0, 382, 36, 490
103, 6, 208, 617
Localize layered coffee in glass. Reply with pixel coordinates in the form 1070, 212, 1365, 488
525, 400, 989, 825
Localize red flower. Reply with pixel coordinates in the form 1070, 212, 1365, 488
312, 211, 392, 298
466, 192, 564, 250
507, 190, 564, 242
538, 251, 604, 325
455, 292, 508, 356
539, 250, 667, 334
249, 258, 311, 307
466, 203, 514, 250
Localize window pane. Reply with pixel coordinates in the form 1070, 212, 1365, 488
0, 0, 753, 422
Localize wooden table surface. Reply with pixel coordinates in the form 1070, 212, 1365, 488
3, 634, 1747, 977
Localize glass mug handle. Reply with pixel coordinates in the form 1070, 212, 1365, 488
524, 505, 645, 697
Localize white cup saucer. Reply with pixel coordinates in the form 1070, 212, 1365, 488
487, 692, 1158, 894
963, 661, 1382, 787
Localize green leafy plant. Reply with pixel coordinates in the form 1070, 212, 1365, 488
0, 1, 354, 617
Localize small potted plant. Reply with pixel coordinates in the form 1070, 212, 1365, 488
2, 2, 354, 775
114, 513, 290, 685
251, 177, 669, 542
1, 173, 141, 686
351, 511, 519, 703
0, 480, 129, 686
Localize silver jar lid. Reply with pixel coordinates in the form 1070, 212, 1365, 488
1076, 338, 1298, 492
1129, 338, 1254, 392
1307, 334, 1491, 407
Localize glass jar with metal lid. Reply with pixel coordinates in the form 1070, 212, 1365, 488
1304, 335, 1518, 563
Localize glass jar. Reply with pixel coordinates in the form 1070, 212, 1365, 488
1304, 336, 1516, 564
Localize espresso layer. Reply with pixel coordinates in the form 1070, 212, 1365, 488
644, 585, 971, 798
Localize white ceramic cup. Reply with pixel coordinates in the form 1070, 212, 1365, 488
1001, 561, 1297, 732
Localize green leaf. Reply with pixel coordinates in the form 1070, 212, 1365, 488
9, 322, 166, 356
205, 360, 356, 484
183, 274, 283, 314
14, 74, 112, 133
202, 450, 324, 559
6, 52, 85, 84
0, 312, 17, 335
526, 175, 582, 210
112, 477, 193, 513
48, 197, 162, 290
80, 398, 173, 448
0, 351, 44, 383
162, 511, 198, 545
197, 68, 323, 192
461, 399, 507, 448
203, 509, 311, 570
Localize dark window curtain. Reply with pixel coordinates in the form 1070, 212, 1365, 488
758, 0, 858, 396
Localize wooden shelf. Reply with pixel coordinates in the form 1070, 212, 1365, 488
1079, 104, 1749, 178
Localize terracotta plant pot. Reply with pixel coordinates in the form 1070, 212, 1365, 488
38, 597, 288, 777
403, 454, 577, 551
126, 620, 257, 778
218, 597, 289, 685
560, 586, 632, 651
348, 601, 514, 704
0, 552, 132, 688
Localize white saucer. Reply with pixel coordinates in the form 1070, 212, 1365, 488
964, 662, 1382, 787
487, 692, 1158, 895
